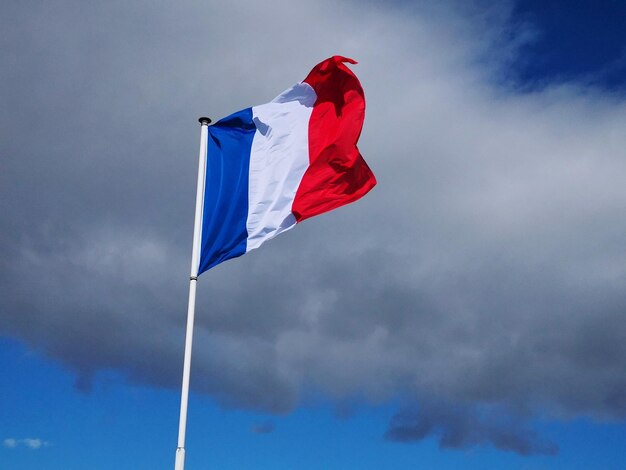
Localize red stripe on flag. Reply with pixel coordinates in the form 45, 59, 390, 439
292, 56, 377, 222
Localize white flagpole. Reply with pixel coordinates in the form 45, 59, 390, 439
175, 116, 212, 470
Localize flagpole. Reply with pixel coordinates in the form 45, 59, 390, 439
175, 116, 211, 470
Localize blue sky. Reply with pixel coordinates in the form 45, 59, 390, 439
4, 337, 626, 470
2, 1, 626, 469
511, 0, 626, 90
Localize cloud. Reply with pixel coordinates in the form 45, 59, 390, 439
3, 438, 50, 449
385, 403, 558, 456
3, 439, 17, 448
23, 438, 46, 449
250, 421, 276, 435
1, 0, 626, 456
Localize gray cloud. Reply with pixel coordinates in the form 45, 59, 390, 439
250, 421, 276, 435
385, 403, 558, 456
2, 0, 626, 456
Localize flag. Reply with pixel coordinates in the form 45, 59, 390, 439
198, 56, 376, 274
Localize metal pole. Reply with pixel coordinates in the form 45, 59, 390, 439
175, 116, 211, 470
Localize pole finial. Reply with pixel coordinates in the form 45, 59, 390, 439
198, 117, 212, 125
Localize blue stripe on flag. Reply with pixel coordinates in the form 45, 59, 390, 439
198, 108, 255, 274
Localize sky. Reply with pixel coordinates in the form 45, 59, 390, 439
1, 0, 626, 469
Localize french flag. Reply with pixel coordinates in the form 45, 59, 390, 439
198, 56, 376, 274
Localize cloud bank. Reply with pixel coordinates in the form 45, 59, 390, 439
1, 0, 626, 455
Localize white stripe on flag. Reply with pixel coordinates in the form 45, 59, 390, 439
246, 83, 316, 251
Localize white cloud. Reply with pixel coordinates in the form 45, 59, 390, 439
3, 438, 50, 449
23, 438, 45, 449
3, 438, 17, 448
